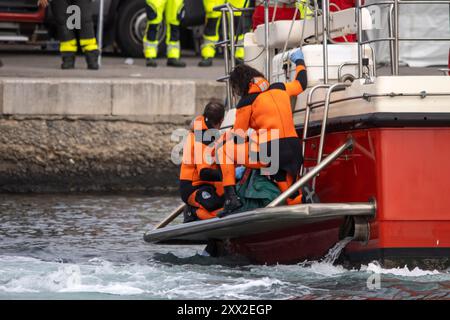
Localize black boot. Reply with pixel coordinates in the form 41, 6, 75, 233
85, 50, 99, 70
146, 58, 157, 67
183, 206, 199, 223
217, 186, 242, 218
167, 58, 186, 68
61, 53, 76, 70
198, 58, 213, 67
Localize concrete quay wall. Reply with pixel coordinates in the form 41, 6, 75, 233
0, 78, 226, 193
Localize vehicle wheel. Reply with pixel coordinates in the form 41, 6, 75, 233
116, 0, 166, 58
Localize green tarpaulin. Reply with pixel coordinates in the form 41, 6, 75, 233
234, 169, 284, 213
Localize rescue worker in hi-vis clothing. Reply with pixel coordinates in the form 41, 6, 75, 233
38, 0, 100, 70
198, 0, 251, 67
179, 101, 226, 222
143, 0, 186, 68
216, 48, 307, 216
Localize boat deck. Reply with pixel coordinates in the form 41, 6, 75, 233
144, 203, 375, 244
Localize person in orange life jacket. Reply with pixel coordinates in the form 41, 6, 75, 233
179, 101, 226, 221
216, 48, 307, 216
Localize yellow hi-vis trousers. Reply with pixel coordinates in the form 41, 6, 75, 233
144, 0, 184, 59
297, 0, 314, 19
51, 0, 98, 54
201, 0, 250, 60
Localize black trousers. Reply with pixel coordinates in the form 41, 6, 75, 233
51, 0, 96, 42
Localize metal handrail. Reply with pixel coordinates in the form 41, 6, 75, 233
316, 84, 350, 164
214, 3, 255, 109
214, 4, 236, 70
388, 3, 395, 75
338, 46, 377, 82
213, 4, 254, 12
356, 0, 450, 76
398, 37, 450, 41
337, 62, 358, 81
322, 0, 330, 83
213, 3, 236, 110
296, 82, 350, 191
97, 0, 105, 66
297, 91, 450, 116
302, 84, 331, 165
300, 83, 351, 176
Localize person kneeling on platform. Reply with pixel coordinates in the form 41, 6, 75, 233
216, 48, 308, 217
179, 101, 226, 222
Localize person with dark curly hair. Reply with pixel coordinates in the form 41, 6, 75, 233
216, 48, 307, 216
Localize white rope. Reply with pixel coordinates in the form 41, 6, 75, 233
280, 0, 313, 60
280, 5, 299, 60
271, 0, 279, 22
298, 1, 311, 50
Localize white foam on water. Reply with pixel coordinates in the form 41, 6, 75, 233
60, 283, 145, 295
219, 277, 285, 291
0, 285, 39, 293
292, 240, 354, 277
161, 276, 297, 300
0, 255, 43, 263
0, 255, 149, 296
1, 254, 448, 299
304, 261, 350, 276
362, 262, 441, 277
289, 237, 355, 277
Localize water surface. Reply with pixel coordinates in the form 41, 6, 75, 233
0, 194, 449, 300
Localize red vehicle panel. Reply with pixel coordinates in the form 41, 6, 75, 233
0, 6, 45, 23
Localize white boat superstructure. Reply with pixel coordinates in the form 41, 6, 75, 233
218, 0, 450, 129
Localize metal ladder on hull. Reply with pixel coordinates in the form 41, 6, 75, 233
266, 84, 375, 243
302, 83, 351, 190
268, 82, 352, 207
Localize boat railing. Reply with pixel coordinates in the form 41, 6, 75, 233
300, 84, 330, 174
355, 0, 450, 77
337, 45, 378, 81
213, 3, 254, 110
300, 82, 350, 173
316, 85, 350, 158
219, 0, 450, 108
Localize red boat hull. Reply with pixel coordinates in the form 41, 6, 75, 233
223, 127, 450, 266
226, 218, 343, 265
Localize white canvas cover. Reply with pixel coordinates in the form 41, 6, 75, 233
365, 0, 450, 67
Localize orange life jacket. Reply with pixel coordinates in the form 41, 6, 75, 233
233, 61, 307, 144
179, 115, 223, 203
